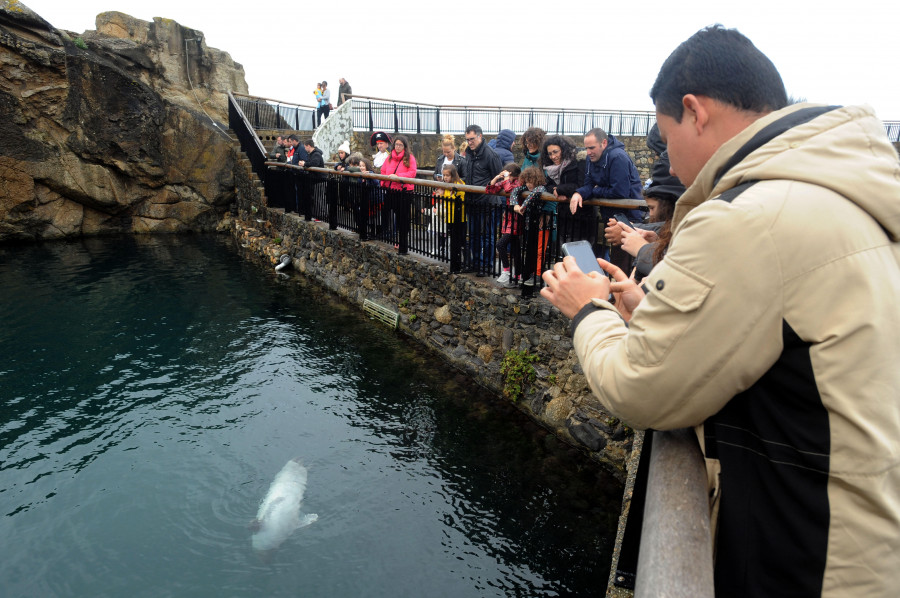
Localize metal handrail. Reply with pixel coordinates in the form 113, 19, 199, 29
228, 91, 268, 182
633, 428, 715, 597
267, 162, 646, 209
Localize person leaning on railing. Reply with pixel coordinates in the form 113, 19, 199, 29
541, 24, 900, 597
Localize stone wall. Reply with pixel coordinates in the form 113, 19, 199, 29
230, 158, 633, 479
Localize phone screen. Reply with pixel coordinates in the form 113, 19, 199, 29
613, 213, 634, 230
561, 241, 603, 274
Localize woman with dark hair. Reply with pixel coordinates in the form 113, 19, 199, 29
540, 135, 584, 201
540, 135, 588, 246
521, 127, 545, 169
605, 152, 686, 280
380, 135, 418, 190
379, 135, 418, 246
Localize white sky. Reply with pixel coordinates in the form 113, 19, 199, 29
22, 0, 900, 120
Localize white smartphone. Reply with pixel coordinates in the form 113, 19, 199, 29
561, 240, 603, 274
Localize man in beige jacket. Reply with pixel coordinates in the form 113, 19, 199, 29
541, 25, 900, 597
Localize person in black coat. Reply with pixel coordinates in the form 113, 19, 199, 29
540, 135, 593, 246
461, 125, 503, 274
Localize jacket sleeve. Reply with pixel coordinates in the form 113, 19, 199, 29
573, 194, 785, 430
633, 243, 656, 278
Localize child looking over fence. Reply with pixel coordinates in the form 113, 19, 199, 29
486, 164, 522, 285
512, 167, 552, 286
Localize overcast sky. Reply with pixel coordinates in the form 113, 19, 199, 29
23, 0, 900, 120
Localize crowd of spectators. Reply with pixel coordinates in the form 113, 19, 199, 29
268, 117, 650, 286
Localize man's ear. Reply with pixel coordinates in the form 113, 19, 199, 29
682, 94, 710, 135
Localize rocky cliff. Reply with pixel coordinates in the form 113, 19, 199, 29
0, 1, 248, 241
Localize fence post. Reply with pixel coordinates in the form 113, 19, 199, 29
357, 182, 369, 241
416, 105, 421, 135
449, 195, 462, 273
398, 190, 411, 255
436, 107, 441, 135
393, 102, 399, 134
328, 177, 338, 230
634, 429, 715, 598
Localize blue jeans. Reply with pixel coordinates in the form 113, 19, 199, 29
468, 203, 498, 272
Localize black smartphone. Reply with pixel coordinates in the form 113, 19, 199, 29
561, 240, 603, 274
613, 213, 635, 230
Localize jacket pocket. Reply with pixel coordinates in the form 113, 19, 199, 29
627, 260, 713, 367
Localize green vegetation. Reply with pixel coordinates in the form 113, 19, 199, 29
74, 37, 88, 50
500, 349, 538, 403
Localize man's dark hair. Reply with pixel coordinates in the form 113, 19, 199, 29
465, 125, 483, 137
287, 134, 299, 142
303, 138, 315, 147
650, 25, 788, 122
585, 128, 608, 143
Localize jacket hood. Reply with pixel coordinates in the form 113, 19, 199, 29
603, 134, 626, 155
646, 124, 666, 156
672, 103, 900, 240
495, 129, 516, 150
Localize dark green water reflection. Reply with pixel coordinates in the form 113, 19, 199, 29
0, 235, 621, 597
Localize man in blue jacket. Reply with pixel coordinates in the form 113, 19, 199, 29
568, 128, 643, 222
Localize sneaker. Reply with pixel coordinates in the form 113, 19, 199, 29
523, 275, 538, 287
496, 271, 510, 284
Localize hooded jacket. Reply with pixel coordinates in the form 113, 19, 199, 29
489, 129, 516, 165
575, 133, 643, 220
572, 103, 900, 597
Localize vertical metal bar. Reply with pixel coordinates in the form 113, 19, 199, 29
398, 190, 410, 255
634, 429, 715, 598
328, 177, 338, 230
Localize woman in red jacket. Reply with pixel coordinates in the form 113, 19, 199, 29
380, 135, 418, 190
379, 135, 418, 245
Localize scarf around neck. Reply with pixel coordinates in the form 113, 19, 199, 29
543, 158, 571, 184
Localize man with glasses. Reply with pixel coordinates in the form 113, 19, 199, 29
460, 125, 503, 274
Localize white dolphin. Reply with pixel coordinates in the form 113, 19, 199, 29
251, 458, 318, 551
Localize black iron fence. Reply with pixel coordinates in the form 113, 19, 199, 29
231, 92, 900, 142
263, 164, 645, 295
349, 96, 656, 137
228, 92, 269, 180
233, 92, 316, 131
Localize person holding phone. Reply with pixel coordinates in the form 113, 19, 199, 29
542, 25, 900, 598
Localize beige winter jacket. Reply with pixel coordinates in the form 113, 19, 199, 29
573, 103, 900, 596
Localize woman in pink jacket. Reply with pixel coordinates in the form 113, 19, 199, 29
379, 135, 418, 245
380, 135, 418, 190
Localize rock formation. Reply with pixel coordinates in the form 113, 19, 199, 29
0, 1, 249, 241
